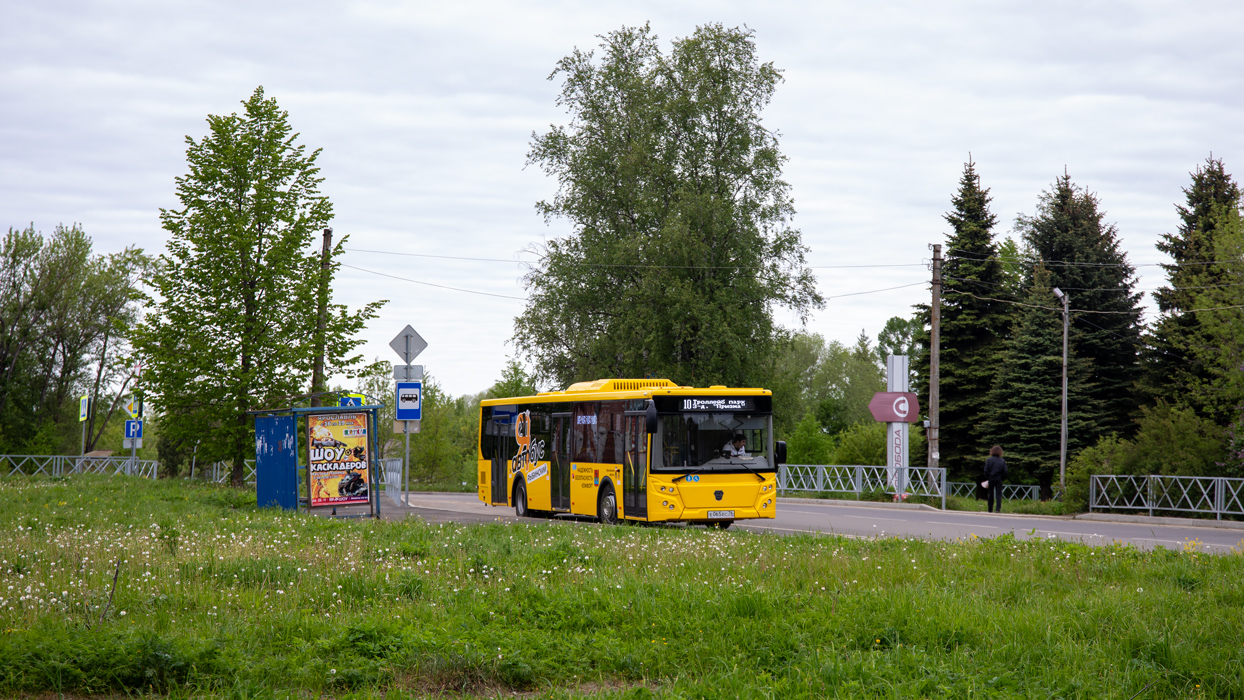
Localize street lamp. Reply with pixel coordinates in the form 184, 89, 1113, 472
1051, 287, 1069, 495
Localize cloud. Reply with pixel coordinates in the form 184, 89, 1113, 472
2, 0, 1242, 394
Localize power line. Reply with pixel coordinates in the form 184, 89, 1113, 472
342, 262, 927, 303
944, 288, 1244, 315
945, 274, 1244, 294
346, 248, 535, 264
826, 281, 927, 300
943, 274, 1143, 294
345, 247, 927, 270
947, 247, 1239, 268
340, 264, 528, 301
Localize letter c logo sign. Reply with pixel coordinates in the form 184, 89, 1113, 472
893, 396, 909, 419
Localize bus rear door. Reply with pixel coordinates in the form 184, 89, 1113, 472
552, 413, 571, 511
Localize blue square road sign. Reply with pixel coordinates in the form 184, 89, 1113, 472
125, 420, 143, 439
395, 382, 422, 421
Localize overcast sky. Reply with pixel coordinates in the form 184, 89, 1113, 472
4, 1, 1242, 396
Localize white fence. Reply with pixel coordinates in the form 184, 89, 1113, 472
778, 464, 947, 509
1091, 474, 1244, 520
2, 454, 158, 479
196, 460, 257, 484
947, 481, 1041, 501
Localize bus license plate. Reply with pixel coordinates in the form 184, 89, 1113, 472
707, 510, 734, 519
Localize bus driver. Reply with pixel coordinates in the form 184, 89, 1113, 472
722, 433, 748, 458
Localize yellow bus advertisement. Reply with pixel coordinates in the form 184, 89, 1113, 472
477, 379, 784, 528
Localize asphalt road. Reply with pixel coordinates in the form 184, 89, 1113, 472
389, 492, 1244, 553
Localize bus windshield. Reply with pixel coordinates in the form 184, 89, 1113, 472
658, 412, 771, 470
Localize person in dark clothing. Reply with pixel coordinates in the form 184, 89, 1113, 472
982, 445, 1007, 513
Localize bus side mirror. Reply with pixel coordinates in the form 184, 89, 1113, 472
645, 401, 658, 434
775, 440, 787, 465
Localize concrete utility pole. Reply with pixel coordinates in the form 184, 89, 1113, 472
310, 227, 333, 407
928, 245, 941, 473
1053, 287, 1069, 495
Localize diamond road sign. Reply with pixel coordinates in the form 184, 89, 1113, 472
389, 325, 427, 365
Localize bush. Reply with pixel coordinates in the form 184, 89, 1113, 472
1128, 403, 1225, 476
1065, 434, 1129, 512
830, 421, 885, 466
785, 412, 833, 464
1065, 404, 1227, 512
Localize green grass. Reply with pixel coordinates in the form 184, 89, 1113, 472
1, 476, 1242, 698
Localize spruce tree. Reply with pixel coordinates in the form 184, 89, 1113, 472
984, 267, 1097, 495
1016, 173, 1143, 442
921, 159, 1013, 479
1145, 157, 1241, 421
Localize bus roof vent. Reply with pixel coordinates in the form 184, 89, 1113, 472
564, 378, 676, 393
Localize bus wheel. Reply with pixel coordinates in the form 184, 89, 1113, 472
707, 520, 733, 530
514, 481, 530, 518
597, 484, 618, 525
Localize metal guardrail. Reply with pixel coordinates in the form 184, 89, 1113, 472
198, 460, 257, 484
947, 481, 1041, 501
382, 458, 403, 507
1091, 474, 1244, 520
778, 464, 947, 509
2, 454, 158, 479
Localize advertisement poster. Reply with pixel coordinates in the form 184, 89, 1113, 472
308, 412, 370, 507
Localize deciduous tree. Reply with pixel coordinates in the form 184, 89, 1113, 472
521, 24, 822, 389
0, 224, 148, 453
134, 87, 382, 485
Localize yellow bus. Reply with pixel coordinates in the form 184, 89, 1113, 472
477, 378, 786, 528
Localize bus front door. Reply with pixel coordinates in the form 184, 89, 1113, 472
490, 417, 509, 506
552, 414, 571, 511
623, 415, 648, 519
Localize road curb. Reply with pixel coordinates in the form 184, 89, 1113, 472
777, 497, 942, 513
1074, 512, 1244, 531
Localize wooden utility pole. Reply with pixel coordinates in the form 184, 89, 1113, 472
929, 244, 941, 473
310, 228, 332, 407
1054, 287, 1069, 495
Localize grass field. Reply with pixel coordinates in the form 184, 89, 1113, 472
1, 476, 1242, 699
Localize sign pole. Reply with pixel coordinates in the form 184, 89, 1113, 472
884, 355, 910, 500
389, 324, 428, 510
929, 244, 941, 474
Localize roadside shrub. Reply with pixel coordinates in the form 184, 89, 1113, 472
1066, 403, 1227, 511
830, 421, 885, 466
1065, 434, 1130, 512
1129, 403, 1225, 476
786, 412, 833, 465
